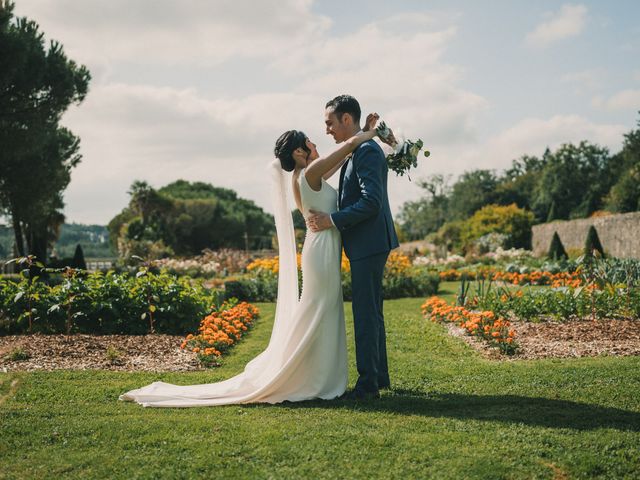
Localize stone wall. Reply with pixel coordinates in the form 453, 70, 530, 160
532, 212, 640, 258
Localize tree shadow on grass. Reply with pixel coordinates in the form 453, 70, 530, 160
264, 388, 640, 432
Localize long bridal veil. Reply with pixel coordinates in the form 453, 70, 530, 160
118, 160, 303, 407
266, 159, 300, 344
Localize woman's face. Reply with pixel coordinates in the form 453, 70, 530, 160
304, 138, 319, 163
294, 138, 319, 168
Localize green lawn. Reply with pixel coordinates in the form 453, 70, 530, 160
1, 286, 639, 479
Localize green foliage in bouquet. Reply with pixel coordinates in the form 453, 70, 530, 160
376, 121, 430, 179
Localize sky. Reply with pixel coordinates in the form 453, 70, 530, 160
10, 0, 640, 225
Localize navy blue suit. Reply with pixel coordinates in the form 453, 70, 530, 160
331, 139, 399, 393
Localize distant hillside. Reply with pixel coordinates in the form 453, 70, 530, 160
0, 223, 113, 259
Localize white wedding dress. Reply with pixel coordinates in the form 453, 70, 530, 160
119, 165, 348, 407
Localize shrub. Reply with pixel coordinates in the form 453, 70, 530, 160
584, 225, 605, 258
224, 271, 279, 302
462, 204, 534, 251
547, 232, 568, 261
72, 244, 87, 270
0, 269, 218, 335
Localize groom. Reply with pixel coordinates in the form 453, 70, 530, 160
308, 94, 399, 400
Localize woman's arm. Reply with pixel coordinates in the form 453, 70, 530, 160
322, 156, 349, 181
305, 114, 379, 190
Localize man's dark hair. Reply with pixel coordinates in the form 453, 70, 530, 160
325, 94, 361, 124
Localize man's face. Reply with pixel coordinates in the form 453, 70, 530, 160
324, 108, 350, 143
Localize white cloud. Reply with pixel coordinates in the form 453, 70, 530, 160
451, 115, 626, 174
14, 0, 331, 69
592, 89, 640, 111
30, 6, 488, 223
560, 69, 602, 93
526, 4, 588, 48
10, 2, 630, 227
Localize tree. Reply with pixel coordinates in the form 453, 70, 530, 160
547, 232, 568, 260
0, 2, 90, 263
495, 154, 547, 212
606, 116, 640, 212
546, 201, 558, 223
448, 170, 499, 220
397, 174, 451, 240
109, 180, 275, 260
71, 243, 87, 270
584, 225, 605, 258
532, 142, 613, 222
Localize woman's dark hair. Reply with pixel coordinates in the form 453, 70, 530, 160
325, 94, 361, 124
274, 130, 310, 172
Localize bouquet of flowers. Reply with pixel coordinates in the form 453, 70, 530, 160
376, 121, 430, 179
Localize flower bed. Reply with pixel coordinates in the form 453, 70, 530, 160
421, 296, 517, 354
181, 300, 260, 366
230, 251, 440, 301
475, 285, 640, 322
154, 249, 256, 278
436, 267, 581, 288
0, 268, 219, 335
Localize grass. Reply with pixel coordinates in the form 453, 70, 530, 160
1, 286, 639, 479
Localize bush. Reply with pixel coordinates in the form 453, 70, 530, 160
0, 269, 218, 335
239, 251, 440, 301
547, 232, 568, 261
72, 244, 87, 270
584, 225, 605, 258
223, 273, 278, 302
462, 204, 534, 251
342, 267, 439, 300
431, 204, 534, 254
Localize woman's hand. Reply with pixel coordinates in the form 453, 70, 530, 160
362, 112, 379, 132
377, 122, 398, 148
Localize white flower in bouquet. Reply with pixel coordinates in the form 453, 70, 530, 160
376, 121, 430, 180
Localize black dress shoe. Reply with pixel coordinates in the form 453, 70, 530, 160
342, 389, 380, 401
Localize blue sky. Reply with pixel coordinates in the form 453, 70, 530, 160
10, 1, 640, 224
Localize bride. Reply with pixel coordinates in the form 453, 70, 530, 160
119, 114, 382, 407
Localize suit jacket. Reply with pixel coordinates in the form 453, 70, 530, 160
330, 139, 399, 261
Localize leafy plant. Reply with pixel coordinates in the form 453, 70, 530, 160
105, 345, 123, 364
4, 346, 30, 361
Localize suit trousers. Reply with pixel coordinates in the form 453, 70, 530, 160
350, 250, 390, 393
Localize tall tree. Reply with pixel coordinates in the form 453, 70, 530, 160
396, 174, 451, 240
606, 116, 640, 213
532, 142, 613, 221
496, 154, 547, 213
0, 1, 90, 262
447, 170, 499, 220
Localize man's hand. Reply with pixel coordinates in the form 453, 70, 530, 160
307, 210, 333, 233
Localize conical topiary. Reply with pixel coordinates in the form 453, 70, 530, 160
71, 244, 87, 269
584, 225, 605, 258
547, 231, 568, 260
